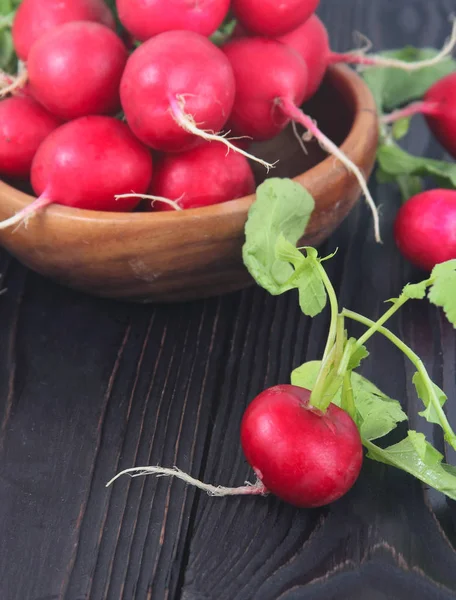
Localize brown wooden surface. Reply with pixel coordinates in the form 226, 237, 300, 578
1, 1, 456, 599
0, 65, 378, 303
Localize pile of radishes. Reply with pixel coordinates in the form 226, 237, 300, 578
3, 0, 451, 236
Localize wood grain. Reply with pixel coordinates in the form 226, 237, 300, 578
1, 1, 456, 599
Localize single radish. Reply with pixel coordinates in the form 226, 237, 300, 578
12, 0, 115, 61
383, 72, 456, 159
0, 96, 61, 179
0, 116, 153, 230
27, 21, 127, 121
116, 0, 231, 42
241, 385, 363, 507
233, 15, 456, 102
147, 144, 255, 210
394, 190, 456, 272
232, 0, 320, 36
120, 30, 272, 168
222, 38, 381, 241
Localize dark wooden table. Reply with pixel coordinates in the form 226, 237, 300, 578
2, 1, 456, 598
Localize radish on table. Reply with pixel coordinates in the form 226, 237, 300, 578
231, 0, 320, 36
116, 0, 231, 42
0, 116, 153, 229
0, 96, 61, 179
27, 21, 128, 121
12, 0, 115, 61
120, 30, 272, 168
107, 179, 456, 508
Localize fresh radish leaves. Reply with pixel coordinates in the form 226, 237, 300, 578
362, 47, 456, 113
243, 178, 315, 296
243, 185, 456, 500
428, 260, 456, 325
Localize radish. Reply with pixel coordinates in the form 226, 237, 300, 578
394, 190, 456, 272
232, 0, 320, 36
233, 15, 456, 102
0, 116, 153, 230
383, 72, 456, 159
240, 385, 363, 507
147, 144, 255, 210
116, 0, 231, 42
120, 30, 272, 168
12, 0, 115, 61
0, 96, 61, 179
222, 38, 382, 242
27, 21, 127, 121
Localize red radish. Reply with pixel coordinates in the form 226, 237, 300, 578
120, 30, 271, 168
233, 15, 456, 103
116, 0, 231, 42
148, 144, 255, 210
383, 72, 456, 159
0, 96, 61, 179
12, 0, 115, 61
0, 116, 153, 230
27, 21, 127, 121
394, 190, 456, 272
232, 0, 320, 36
278, 15, 330, 100
240, 385, 363, 508
223, 38, 381, 241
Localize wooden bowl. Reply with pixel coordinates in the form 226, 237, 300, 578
0, 65, 378, 303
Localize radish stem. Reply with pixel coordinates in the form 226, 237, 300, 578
279, 97, 382, 243
343, 309, 456, 450
169, 94, 277, 171
106, 466, 268, 496
381, 101, 441, 124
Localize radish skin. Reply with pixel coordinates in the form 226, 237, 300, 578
0, 96, 61, 178
27, 21, 127, 121
232, 0, 320, 36
120, 31, 273, 168
12, 0, 115, 61
116, 0, 231, 42
0, 116, 153, 230
148, 143, 256, 210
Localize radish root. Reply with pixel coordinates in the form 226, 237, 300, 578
280, 97, 382, 243
115, 192, 183, 211
106, 465, 268, 497
0, 66, 28, 98
329, 15, 456, 71
169, 94, 277, 171
0, 195, 53, 231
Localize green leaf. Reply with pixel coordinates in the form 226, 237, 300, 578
347, 344, 369, 370
376, 143, 456, 192
361, 47, 456, 114
365, 432, 456, 501
428, 260, 456, 327
291, 361, 407, 441
413, 372, 447, 423
243, 178, 315, 295
392, 117, 412, 140
401, 281, 428, 301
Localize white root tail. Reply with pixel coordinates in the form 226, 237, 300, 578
169, 94, 277, 171
0, 196, 53, 232
114, 193, 183, 211
106, 465, 268, 497
0, 67, 28, 98
280, 98, 382, 244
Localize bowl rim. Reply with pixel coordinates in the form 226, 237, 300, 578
0, 64, 377, 227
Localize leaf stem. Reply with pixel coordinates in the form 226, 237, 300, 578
317, 261, 340, 363
342, 309, 456, 450
341, 372, 356, 420
354, 297, 408, 349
